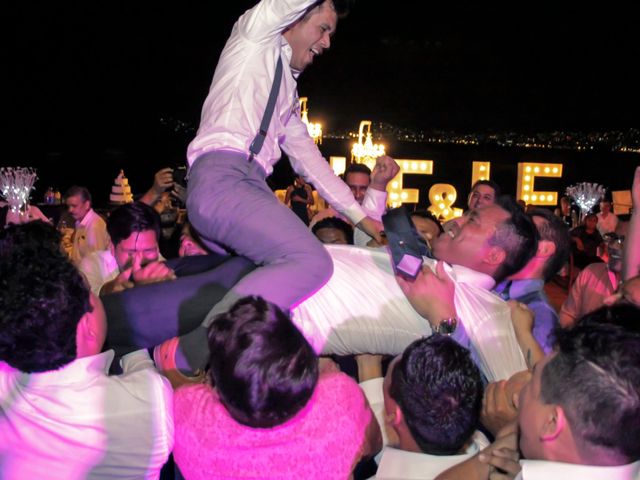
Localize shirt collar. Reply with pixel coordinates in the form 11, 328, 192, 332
448, 263, 496, 290
14, 350, 115, 388
78, 208, 95, 228
376, 432, 486, 479
495, 278, 544, 299
520, 459, 640, 480
280, 36, 300, 79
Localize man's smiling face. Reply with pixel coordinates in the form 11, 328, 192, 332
283, 1, 337, 72
432, 205, 508, 273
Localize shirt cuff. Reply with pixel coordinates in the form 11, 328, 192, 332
340, 202, 367, 226
120, 349, 155, 373
362, 188, 388, 220
359, 377, 385, 406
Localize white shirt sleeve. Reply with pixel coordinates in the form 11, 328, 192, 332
354, 188, 388, 246
282, 114, 366, 225
119, 349, 157, 373
238, 0, 320, 42
359, 377, 390, 448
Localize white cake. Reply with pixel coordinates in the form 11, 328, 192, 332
110, 169, 134, 204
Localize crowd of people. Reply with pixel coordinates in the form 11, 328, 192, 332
2, 1, 640, 479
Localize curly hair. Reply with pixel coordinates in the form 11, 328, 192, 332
0, 222, 92, 372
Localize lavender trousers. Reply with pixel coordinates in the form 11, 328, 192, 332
178, 151, 333, 370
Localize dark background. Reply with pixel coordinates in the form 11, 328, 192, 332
6, 1, 639, 203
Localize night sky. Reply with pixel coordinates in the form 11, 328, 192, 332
7, 1, 640, 160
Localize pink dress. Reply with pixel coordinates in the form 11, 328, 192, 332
173, 371, 372, 479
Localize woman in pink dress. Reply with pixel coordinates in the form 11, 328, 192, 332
173, 296, 381, 479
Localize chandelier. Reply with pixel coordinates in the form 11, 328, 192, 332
351, 120, 385, 168
299, 97, 322, 144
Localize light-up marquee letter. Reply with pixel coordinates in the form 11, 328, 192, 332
517, 163, 563, 206
428, 184, 463, 220
471, 161, 491, 186
329, 156, 346, 176
386, 159, 433, 208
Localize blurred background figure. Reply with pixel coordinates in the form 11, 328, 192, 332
597, 198, 619, 235
312, 216, 354, 245
285, 175, 314, 226
64, 185, 109, 265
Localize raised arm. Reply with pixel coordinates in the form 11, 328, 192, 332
237, 0, 320, 42
623, 166, 640, 279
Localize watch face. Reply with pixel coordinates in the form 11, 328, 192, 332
438, 317, 457, 335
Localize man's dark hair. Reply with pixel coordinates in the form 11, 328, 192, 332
312, 216, 354, 244
64, 185, 91, 204
471, 179, 501, 198
106, 202, 161, 247
305, 0, 351, 19
490, 196, 538, 283
410, 209, 444, 234
543, 305, 640, 462
207, 296, 319, 429
389, 335, 483, 455
0, 222, 92, 373
528, 208, 571, 281
344, 162, 372, 178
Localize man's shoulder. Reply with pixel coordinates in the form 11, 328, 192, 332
317, 371, 364, 401
86, 209, 107, 227
577, 262, 609, 282
519, 459, 640, 479
80, 249, 115, 270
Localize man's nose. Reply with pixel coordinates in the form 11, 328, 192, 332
321, 32, 331, 50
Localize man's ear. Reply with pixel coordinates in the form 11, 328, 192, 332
77, 307, 99, 341
485, 246, 507, 266
540, 404, 566, 442
385, 404, 403, 427
537, 239, 556, 258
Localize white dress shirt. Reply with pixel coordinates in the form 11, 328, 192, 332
596, 212, 619, 235
359, 377, 490, 480
517, 459, 640, 480
70, 208, 110, 265
374, 435, 489, 479
292, 245, 527, 381
187, 0, 365, 225
311, 188, 388, 246
79, 249, 120, 296
0, 350, 174, 480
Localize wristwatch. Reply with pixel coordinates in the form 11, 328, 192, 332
434, 316, 457, 335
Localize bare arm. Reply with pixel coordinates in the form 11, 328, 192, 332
396, 260, 457, 330
508, 301, 545, 369
623, 166, 640, 279
284, 186, 293, 206
140, 168, 173, 207
436, 422, 521, 480
304, 185, 314, 205
481, 370, 531, 437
